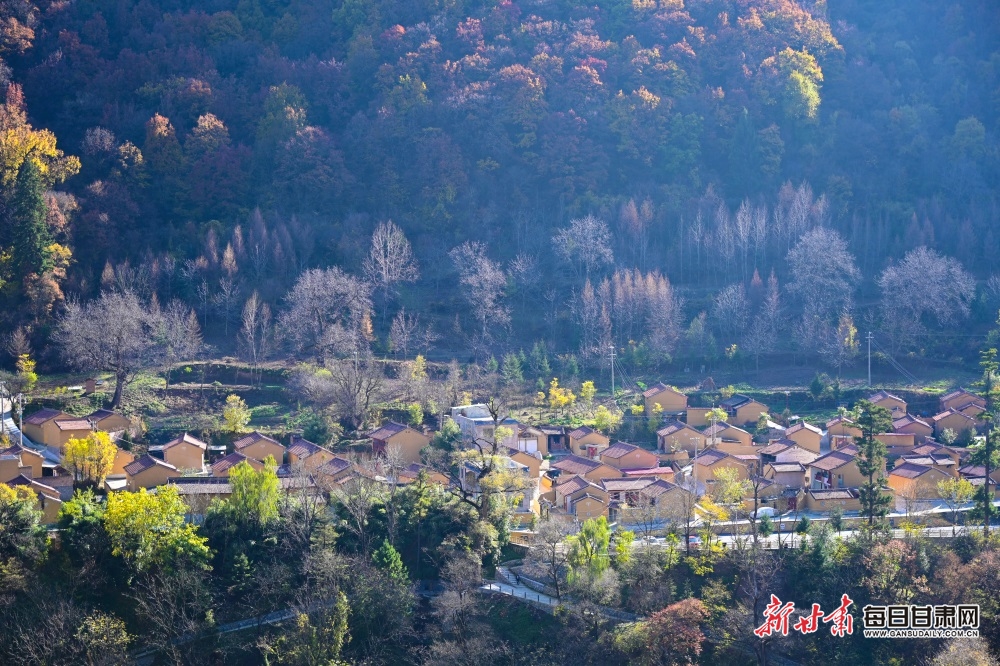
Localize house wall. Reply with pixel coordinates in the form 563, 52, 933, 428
735, 402, 768, 426
658, 429, 706, 454
644, 389, 687, 415
805, 494, 861, 512
876, 433, 915, 449
0, 458, 27, 482
96, 414, 131, 433
895, 423, 932, 442
935, 413, 977, 436
510, 452, 541, 478
518, 429, 549, 456
720, 427, 753, 448
127, 466, 180, 491
386, 429, 431, 464
289, 449, 336, 470
215, 456, 264, 477
715, 441, 758, 456
163, 442, 205, 471
583, 465, 623, 484
874, 397, 907, 414
572, 496, 609, 520
570, 432, 611, 457
765, 468, 807, 489
241, 441, 285, 465
788, 429, 822, 453
828, 423, 862, 438
686, 408, 711, 427
22, 420, 61, 447
112, 448, 135, 475
18, 451, 43, 478
38, 494, 61, 524
703, 459, 749, 482
942, 394, 984, 412
812, 462, 867, 489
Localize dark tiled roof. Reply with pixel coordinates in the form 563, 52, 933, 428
556, 475, 592, 496
86, 409, 121, 422
55, 419, 93, 431
893, 414, 931, 430
808, 450, 855, 472
643, 382, 681, 398
567, 425, 596, 438
758, 442, 791, 455
868, 390, 904, 404
233, 431, 283, 451
601, 442, 639, 459
212, 452, 253, 475
640, 479, 679, 498
124, 454, 177, 476
889, 462, 936, 479
786, 422, 822, 435
656, 420, 699, 437
24, 408, 66, 426
720, 394, 753, 409
931, 409, 975, 424
317, 457, 352, 476
693, 448, 730, 466
826, 416, 857, 428
552, 455, 602, 476
6, 475, 60, 499
287, 436, 331, 458
809, 488, 857, 500
368, 421, 409, 440
941, 388, 983, 405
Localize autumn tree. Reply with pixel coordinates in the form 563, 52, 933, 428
63, 431, 117, 487
644, 598, 709, 666
552, 214, 614, 279
221, 394, 251, 433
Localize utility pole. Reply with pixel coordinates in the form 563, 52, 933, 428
609, 344, 616, 398
15, 394, 23, 446
867, 331, 873, 388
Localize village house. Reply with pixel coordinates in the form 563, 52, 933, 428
807, 450, 870, 490
825, 416, 862, 439
599, 442, 659, 471
461, 456, 536, 516
567, 425, 611, 458
642, 383, 688, 416
685, 407, 712, 427
158, 433, 208, 472
0, 452, 31, 483
958, 464, 1000, 485
537, 425, 568, 453
515, 425, 549, 456
939, 388, 985, 413
233, 431, 286, 466
84, 409, 131, 438
868, 390, 907, 418
931, 409, 979, 438
621, 465, 676, 483
892, 414, 933, 442
112, 447, 135, 476
830, 435, 857, 451
6, 475, 63, 523
656, 420, 707, 455
689, 449, 750, 487
704, 422, 754, 450
604, 477, 686, 524
211, 452, 265, 477
22, 408, 94, 453
124, 454, 180, 491
900, 454, 957, 477
805, 488, 861, 513
553, 476, 609, 520
911, 442, 967, 466
397, 462, 450, 486
888, 462, 952, 511
505, 447, 542, 478
450, 404, 518, 448
785, 421, 823, 453
719, 394, 769, 427
0, 444, 44, 479
369, 421, 431, 464
763, 462, 808, 490
287, 435, 337, 470
315, 456, 356, 484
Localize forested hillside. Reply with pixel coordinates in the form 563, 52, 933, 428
1, 0, 999, 370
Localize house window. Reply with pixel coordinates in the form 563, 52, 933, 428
587, 445, 597, 459
837, 474, 844, 488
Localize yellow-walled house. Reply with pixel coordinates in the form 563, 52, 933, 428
124, 455, 180, 491
21, 408, 72, 447
685, 407, 712, 427
7, 475, 63, 523
599, 442, 659, 470
932, 409, 979, 438
807, 450, 871, 490
85, 409, 132, 437
785, 422, 823, 453
888, 462, 952, 501
642, 383, 688, 415
369, 422, 431, 465
112, 447, 135, 475
805, 488, 861, 513
567, 426, 612, 458
692, 449, 750, 487
0, 444, 44, 479
161, 433, 208, 472
939, 388, 985, 413
826, 416, 862, 439
506, 447, 542, 478
515, 425, 549, 456
719, 394, 769, 427
704, 422, 754, 448
868, 390, 907, 418
657, 421, 707, 455
552, 455, 622, 484
234, 431, 286, 465
287, 436, 337, 470
892, 414, 933, 442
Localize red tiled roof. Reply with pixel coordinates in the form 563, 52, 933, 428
786, 422, 822, 436
640, 478, 679, 498
693, 448, 730, 466
556, 475, 592, 496
233, 431, 283, 451
868, 390, 904, 404
758, 442, 792, 455
368, 421, 409, 441
826, 416, 857, 428
642, 382, 678, 398
164, 433, 208, 451
124, 454, 177, 476
656, 420, 699, 437
317, 457, 352, 476
567, 425, 596, 439
55, 419, 92, 431
931, 409, 975, 424
893, 414, 931, 430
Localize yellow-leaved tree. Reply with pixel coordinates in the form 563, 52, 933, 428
64, 431, 118, 486
222, 394, 251, 433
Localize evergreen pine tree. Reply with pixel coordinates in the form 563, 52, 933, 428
372, 539, 409, 585
10, 160, 51, 279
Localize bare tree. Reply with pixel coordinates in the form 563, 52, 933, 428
333, 466, 384, 559
786, 227, 860, 318
325, 355, 385, 431
239, 291, 273, 386
743, 273, 781, 372
449, 242, 509, 345
212, 276, 241, 337
551, 214, 614, 279
525, 519, 575, 601
363, 220, 419, 316
158, 299, 202, 388
508, 252, 539, 309
54, 290, 162, 408
389, 308, 420, 358
878, 247, 975, 352
278, 267, 372, 359
712, 283, 749, 344
3, 326, 31, 361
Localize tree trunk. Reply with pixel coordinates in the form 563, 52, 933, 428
111, 373, 126, 409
